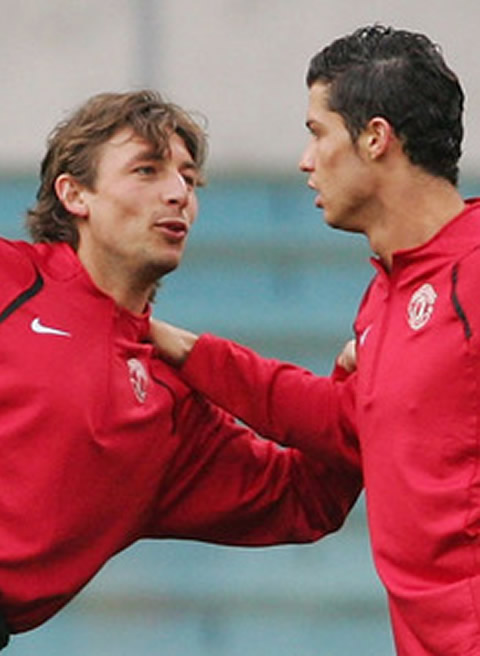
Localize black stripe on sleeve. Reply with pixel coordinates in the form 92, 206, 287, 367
451, 264, 472, 339
0, 271, 44, 324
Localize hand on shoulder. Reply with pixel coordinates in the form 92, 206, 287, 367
149, 318, 199, 367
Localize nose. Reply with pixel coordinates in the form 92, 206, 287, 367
164, 171, 189, 209
298, 142, 314, 173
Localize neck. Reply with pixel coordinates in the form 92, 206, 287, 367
77, 246, 155, 315
365, 172, 465, 269
107, 282, 153, 315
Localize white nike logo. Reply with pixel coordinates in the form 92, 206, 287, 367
359, 324, 372, 347
30, 317, 71, 337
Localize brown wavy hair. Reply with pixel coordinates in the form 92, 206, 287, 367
26, 90, 208, 248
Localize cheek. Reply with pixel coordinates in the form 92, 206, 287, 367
187, 195, 199, 224
323, 143, 347, 169
313, 145, 339, 175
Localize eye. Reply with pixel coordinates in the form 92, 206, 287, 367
306, 122, 322, 140
134, 165, 157, 176
182, 173, 198, 189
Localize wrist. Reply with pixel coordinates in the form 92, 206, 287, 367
178, 330, 198, 366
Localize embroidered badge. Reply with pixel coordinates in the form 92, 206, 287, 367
127, 358, 148, 403
407, 283, 437, 331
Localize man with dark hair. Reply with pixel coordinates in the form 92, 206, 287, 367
152, 26, 480, 655
0, 89, 362, 649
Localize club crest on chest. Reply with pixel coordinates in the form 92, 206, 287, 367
407, 283, 438, 331
127, 358, 149, 403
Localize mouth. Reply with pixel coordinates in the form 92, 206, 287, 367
307, 180, 323, 209
314, 192, 324, 209
154, 219, 189, 241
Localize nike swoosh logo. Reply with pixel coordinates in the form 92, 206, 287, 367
30, 317, 71, 337
359, 324, 372, 347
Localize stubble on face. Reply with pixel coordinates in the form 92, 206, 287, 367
76, 130, 199, 312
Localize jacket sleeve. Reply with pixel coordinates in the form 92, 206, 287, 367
148, 386, 362, 546
144, 338, 362, 546
0, 239, 39, 320
180, 334, 359, 467
147, 391, 362, 547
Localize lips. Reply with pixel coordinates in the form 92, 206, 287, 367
307, 180, 323, 208
154, 219, 189, 241
314, 193, 324, 208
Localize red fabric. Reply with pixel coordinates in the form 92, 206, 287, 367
182, 200, 480, 655
0, 239, 361, 632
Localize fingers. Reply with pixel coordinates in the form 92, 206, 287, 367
149, 318, 199, 367
336, 339, 357, 373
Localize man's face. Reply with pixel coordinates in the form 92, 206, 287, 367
299, 82, 375, 233
76, 128, 200, 287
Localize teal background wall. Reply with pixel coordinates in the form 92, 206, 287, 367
2, 175, 479, 655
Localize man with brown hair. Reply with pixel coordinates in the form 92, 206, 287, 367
0, 90, 361, 649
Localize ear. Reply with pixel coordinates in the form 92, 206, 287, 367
363, 117, 394, 160
54, 174, 89, 218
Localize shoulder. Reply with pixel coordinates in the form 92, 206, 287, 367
0, 237, 39, 288
454, 242, 480, 276
0, 238, 80, 278
449, 244, 480, 339
0, 239, 47, 321
451, 243, 480, 300
0, 236, 35, 263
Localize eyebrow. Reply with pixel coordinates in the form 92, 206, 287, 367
181, 160, 204, 186
179, 159, 199, 173
125, 148, 199, 173
124, 148, 165, 167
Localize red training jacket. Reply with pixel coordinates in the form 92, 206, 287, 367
0, 239, 362, 632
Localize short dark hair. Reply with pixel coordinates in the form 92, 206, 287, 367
27, 90, 208, 248
306, 25, 464, 185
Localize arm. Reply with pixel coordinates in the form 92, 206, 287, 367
147, 391, 362, 546
149, 319, 357, 375
150, 319, 359, 464
181, 334, 359, 464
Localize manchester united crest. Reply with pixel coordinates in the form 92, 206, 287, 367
407, 283, 437, 331
127, 358, 148, 403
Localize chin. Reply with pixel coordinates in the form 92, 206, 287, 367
324, 210, 359, 233
323, 210, 342, 229
143, 258, 180, 284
